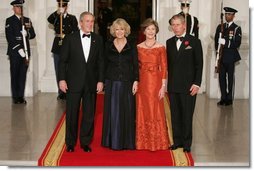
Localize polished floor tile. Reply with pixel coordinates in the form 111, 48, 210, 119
0, 93, 250, 166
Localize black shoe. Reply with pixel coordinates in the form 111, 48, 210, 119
57, 94, 66, 100
225, 100, 233, 106
183, 147, 191, 153
66, 145, 74, 152
19, 97, 27, 104
82, 145, 92, 152
217, 100, 226, 106
169, 144, 182, 150
13, 98, 20, 104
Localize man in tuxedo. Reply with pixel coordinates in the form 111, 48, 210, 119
47, 0, 79, 100
166, 14, 203, 153
5, 0, 36, 104
59, 12, 104, 152
215, 7, 242, 106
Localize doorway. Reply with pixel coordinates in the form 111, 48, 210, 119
94, 0, 153, 43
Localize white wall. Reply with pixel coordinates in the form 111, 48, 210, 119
0, 0, 249, 99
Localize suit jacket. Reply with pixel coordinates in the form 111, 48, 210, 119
166, 34, 203, 94
5, 15, 36, 57
47, 11, 79, 54
59, 31, 104, 93
104, 39, 139, 82
215, 22, 241, 63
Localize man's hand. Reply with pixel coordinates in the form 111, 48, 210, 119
190, 84, 199, 96
57, 7, 65, 14
97, 82, 104, 93
18, 49, 26, 58
21, 29, 27, 37
59, 80, 68, 93
218, 38, 226, 45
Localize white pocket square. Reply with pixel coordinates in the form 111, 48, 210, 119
185, 46, 192, 49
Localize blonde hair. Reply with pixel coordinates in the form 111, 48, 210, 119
110, 18, 131, 37
141, 18, 159, 33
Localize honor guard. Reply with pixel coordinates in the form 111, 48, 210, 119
47, 0, 79, 100
97, 0, 113, 43
215, 7, 242, 106
5, 0, 36, 104
178, 0, 199, 38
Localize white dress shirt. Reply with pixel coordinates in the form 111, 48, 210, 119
176, 32, 186, 50
80, 30, 91, 62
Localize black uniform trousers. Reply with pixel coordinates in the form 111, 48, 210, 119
65, 86, 96, 147
169, 92, 196, 148
9, 55, 28, 101
219, 62, 235, 102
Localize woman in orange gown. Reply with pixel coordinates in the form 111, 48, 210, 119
136, 18, 169, 151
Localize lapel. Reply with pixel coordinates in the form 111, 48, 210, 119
171, 37, 178, 60
75, 32, 86, 62
87, 32, 96, 63
176, 35, 189, 59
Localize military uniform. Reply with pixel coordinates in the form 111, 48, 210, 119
97, 2, 113, 43
5, 0, 36, 104
215, 7, 242, 106
179, 12, 199, 38
178, 0, 199, 38
47, 0, 78, 100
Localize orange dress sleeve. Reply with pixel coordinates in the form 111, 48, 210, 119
160, 47, 168, 79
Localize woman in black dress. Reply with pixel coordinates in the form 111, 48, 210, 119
101, 18, 139, 150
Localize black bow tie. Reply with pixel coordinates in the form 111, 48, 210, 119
82, 34, 91, 38
175, 36, 184, 42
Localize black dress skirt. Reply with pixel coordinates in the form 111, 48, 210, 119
101, 79, 136, 150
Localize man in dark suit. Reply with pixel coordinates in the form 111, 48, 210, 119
178, 0, 199, 38
215, 7, 242, 106
166, 14, 203, 153
5, 0, 36, 104
47, 0, 79, 100
59, 12, 104, 152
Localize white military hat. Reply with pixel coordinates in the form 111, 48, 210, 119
178, 0, 192, 4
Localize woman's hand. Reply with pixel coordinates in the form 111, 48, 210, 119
132, 81, 138, 95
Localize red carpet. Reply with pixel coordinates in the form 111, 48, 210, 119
38, 94, 194, 166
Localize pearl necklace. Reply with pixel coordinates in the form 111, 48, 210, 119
144, 40, 156, 48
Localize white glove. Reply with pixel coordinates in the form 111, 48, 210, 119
182, 7, 189, 14
218, 38, 226, 45
57, 7, 65, 14
18, 49, 26, 58
21, 29, 27, 37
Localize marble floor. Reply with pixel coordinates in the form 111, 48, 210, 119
0, 92, 250, 167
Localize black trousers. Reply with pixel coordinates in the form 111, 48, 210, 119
169, 93, 196, 148
9, 55, 28, 100
219, 62, 235, 102
65, 88, 96, 147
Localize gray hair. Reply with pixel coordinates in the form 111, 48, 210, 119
110, 18, 131, 37
169, 14, 185, 25
79, 11, 95, 21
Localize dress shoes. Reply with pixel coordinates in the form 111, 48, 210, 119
217, 100, 226, 106
183, 147, 191, 153
66, 145, 74, 152
57, 94, 66, 100
19, 97, 27, 104
169, 144, 182, 150
13, 97, 27, 104
225, 100, 233, 106
82, 145, 92, 152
